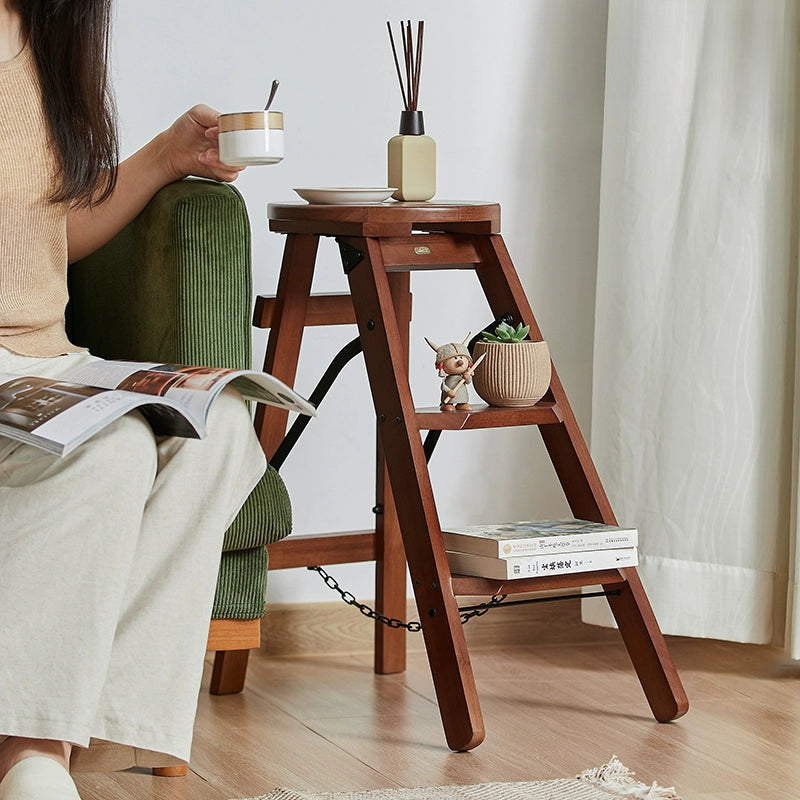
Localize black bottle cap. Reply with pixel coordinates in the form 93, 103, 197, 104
399, 110, 425, 135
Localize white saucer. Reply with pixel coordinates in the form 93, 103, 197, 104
293, 187, 396, 204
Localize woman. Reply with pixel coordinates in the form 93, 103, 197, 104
0, 2, 267, 798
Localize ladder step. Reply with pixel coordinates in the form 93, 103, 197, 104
415, 401, 562, 430
267, 530, 377, 569
450, 569, 625, 597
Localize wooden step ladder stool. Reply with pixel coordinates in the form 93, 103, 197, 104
258, 200, 688, 751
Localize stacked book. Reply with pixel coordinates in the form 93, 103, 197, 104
443, 519, 638, 580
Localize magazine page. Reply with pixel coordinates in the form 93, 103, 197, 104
63, 360, 316, 419
0, 373, 198, 457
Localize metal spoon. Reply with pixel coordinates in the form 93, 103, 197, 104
264, 80, 280, 111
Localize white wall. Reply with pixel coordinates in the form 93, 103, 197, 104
112, 0, 608, 603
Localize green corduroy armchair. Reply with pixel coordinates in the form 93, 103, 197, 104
66, 177, 292, 697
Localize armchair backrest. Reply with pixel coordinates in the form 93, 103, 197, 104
67, 178, 252, 371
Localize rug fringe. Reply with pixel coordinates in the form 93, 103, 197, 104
577, 755, 682, 799
234, 757, 682, 800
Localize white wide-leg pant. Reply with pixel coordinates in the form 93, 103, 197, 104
0, 349, 266, 761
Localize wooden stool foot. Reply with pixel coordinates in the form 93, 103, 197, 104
152, 765, 188, 777
607, 570, 689, 722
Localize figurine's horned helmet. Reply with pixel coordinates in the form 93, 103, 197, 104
425, 335, 472, 377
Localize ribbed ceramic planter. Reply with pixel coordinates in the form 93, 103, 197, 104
472, 340, 551, 407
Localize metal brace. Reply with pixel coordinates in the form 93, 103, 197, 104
337, 239, 365, 273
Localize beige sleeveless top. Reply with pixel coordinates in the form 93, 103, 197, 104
0, 43, 81, 357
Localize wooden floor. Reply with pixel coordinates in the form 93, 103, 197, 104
72, 596, 800, 800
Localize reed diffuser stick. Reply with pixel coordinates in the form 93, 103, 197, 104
404, 21, 413, 108
413, 20, 423, 110
386, 21, 407, 110
387, 19, 424, 111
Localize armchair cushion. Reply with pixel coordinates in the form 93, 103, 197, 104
66, 178, 291, 620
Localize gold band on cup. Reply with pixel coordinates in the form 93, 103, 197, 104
218, 111, 284, 132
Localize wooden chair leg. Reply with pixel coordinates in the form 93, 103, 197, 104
152, 765, 188, 777
210, 649, 250, 695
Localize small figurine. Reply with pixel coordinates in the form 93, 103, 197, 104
425, 335, 485, 412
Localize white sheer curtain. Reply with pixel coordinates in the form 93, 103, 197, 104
585, 0, 800, 653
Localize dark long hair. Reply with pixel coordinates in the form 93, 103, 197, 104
12, 0, 119, 205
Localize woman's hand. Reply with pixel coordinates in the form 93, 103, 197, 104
158, 104, 244, 184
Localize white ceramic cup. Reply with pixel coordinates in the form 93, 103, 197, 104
217, 111, 285, 166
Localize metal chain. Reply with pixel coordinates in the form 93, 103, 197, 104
307, 565, 507, 630
458, 593, 508, 623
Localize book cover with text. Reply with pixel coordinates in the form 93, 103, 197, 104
442, 519, 638, 558
446, 546, 639, 580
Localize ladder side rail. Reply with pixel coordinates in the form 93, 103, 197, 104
373, 270, 412, 675
473, 233, 689, 722
341, 234, 486, 752
472, 234, 616, 522
254, 233, 320, 460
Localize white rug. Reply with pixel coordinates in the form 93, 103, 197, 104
236, 756, 682, 800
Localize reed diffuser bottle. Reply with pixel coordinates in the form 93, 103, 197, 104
387, 21, 436, 202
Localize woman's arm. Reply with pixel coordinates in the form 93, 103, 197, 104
66, 104, 243, 263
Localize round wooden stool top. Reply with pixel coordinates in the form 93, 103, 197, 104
267, 201, 501, 238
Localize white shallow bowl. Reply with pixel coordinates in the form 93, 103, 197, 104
293, 187, 396, 204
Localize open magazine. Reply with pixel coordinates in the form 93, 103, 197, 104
0, 360, 316, 457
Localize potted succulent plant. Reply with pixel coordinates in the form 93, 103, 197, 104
471, 321, 551, 407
